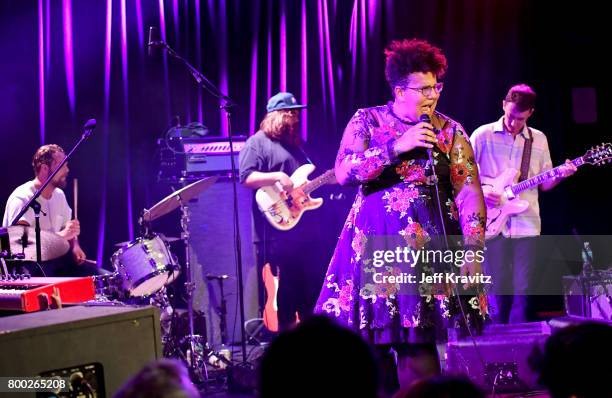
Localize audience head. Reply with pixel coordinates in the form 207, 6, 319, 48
259, 315, 378, 397
529, 322, 612, 398
392, 375, 484, 398
113, 359, 199, 398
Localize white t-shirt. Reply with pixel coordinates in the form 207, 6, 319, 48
2, 180, 72, 233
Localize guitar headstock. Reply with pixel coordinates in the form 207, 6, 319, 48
583, 143, 612, 166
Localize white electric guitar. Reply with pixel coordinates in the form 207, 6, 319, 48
482, 143, 611, 240
255, 164, 336, 231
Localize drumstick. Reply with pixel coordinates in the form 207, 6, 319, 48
83, 259, 97, 265
73, 178, 78, 220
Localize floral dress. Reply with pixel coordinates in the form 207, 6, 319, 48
315, 103, 487, 345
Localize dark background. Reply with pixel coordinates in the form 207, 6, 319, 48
1, 0, 610, 272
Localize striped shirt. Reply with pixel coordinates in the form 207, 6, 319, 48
470, 117, 553, 237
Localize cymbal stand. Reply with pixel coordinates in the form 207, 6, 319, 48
176, 194, 205, 381
177, 196, 231, 383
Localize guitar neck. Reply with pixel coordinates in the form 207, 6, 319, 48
303, 170, 335, 194
511, 157, 584, 195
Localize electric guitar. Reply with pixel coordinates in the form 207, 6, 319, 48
255, 164, 336, 231
262, 263, 301, 332
482, 143, 611, 240
262, 263, 279, 332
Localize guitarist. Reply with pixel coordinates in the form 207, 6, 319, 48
239, 92, 328, 331
470, 84, 576, 323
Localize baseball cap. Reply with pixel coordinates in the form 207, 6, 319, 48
266, 92, 307, 113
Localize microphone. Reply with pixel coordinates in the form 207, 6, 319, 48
419, 113, 439, 183
419, 113, 435, 160
82, 118, 96, 138
84, 118, 96, 131
147, 26, 161, 56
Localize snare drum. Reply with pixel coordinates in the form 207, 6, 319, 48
111, 234, 179, 297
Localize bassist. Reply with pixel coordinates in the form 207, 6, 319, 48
239, 92, 328, 331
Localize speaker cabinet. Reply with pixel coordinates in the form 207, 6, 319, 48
187, 179, 259, 347
0, 305, 162, 397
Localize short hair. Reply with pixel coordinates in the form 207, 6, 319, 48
504, 84, 536, 111
32, 144, 64, 175
384, 38, 448, 89
113, 359, 199, 398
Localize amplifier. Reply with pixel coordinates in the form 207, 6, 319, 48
563, 271, 612, 320
445, 322, 550, 393
158, 136, 247, 181
0, 305, 162, 397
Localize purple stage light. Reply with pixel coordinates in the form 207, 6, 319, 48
62, 0, 76, 115
38, 0, 46, 144
301, 0, 308, 142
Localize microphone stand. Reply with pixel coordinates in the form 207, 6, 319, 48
151, 38, 249, 371
10, 120, 96, 263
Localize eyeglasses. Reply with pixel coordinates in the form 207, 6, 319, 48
403, 82, 444, 97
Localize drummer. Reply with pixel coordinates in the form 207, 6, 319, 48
2, 144, 96, 276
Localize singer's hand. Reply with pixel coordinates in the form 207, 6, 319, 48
58, 220, 80, 240
392, 122, 437, 155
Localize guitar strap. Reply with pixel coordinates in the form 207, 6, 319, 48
299, 146, 314, 165
518, 128, 533, 182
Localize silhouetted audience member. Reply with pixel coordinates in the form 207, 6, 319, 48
113, 359, 199, 398
392, 375, 484, 398
259, 315, 378, 397
529, 322, 612, 398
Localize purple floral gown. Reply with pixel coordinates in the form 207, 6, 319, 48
315, 103, 487, 345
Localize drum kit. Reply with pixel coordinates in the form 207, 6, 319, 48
3, 176, 227, 382
93, 176, 228, 381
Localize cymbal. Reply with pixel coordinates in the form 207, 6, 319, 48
7, 225, 70, 262
143, 176, 218, 222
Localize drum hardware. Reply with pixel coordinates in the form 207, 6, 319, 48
204, 274, 233, 370
178, 188, 209, 381
114, 234, 180, 248
131, 175, 224, 381
206, 274, 230, 344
